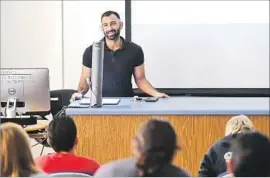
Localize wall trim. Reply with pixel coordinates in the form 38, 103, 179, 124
61, 0, 65, 89
125, 0, 132, 41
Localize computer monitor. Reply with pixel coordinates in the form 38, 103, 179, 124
0, 68, 50, 116
90, 41, 104, 107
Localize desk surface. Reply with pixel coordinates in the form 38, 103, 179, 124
66, 97, 270, 115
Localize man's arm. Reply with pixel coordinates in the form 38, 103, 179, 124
77, 65, 92, 95
70, 46, 92, 102
133, 64, 168, 98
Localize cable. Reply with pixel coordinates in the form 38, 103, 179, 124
55, 106, 68, 116
40, 145, 45, 156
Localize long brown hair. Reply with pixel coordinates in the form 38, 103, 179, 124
1, 122, 40, 177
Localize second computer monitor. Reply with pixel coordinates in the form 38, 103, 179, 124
0, 68, 51, 116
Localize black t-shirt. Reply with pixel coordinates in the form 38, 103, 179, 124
83, 37, 144, 97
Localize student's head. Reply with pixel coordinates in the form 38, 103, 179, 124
47, 115, 77, 153
1, 122, 40, 177
225, 115, 254, 136
226, 132, 270, 177
131, 119, 179, 176
101, 10, 123, 41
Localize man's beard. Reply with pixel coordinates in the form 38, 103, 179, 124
104, 29, 121, 40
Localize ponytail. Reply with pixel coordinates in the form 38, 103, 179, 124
136, 148, 167, 176
134, 119, 178, 176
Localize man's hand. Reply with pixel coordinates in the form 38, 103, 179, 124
69, 92, 83, 103
154, 92, 169, 98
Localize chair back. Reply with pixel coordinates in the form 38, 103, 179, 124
49, 172, 91, 177
50, 89, 77, 116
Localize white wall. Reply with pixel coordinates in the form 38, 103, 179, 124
1, 1, 125, 90
132, 1, 269, 88
63, 1, 125, 90
0, 1, 62, 90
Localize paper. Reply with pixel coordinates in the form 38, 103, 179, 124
79, 98, 120, 105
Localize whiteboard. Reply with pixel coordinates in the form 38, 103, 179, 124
132, 23, 269, 88
131, 1, 269, 88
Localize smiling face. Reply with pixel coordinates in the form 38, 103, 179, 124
101, 14, 123, 41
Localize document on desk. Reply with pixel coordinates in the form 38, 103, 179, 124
79, 98, 121, 105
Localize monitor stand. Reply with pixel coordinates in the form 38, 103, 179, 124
6, 97, 17, 118
0, 97, 37, 125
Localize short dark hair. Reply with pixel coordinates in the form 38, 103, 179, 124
231, 132, 270, 177
101, 11, 120, 21
47, 115, 77, 152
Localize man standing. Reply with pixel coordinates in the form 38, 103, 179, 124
71, 11, 168, 99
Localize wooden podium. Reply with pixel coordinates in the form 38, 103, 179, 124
66, 97, 270, 176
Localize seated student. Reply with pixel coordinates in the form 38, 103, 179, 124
1, 122, 47, 177
226, 131, 270, 177
94, 118, 190, 177
35, 115, 100, 175
198, 115, 254, 177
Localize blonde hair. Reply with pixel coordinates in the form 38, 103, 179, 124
0, 122, 40, 177
225, 115, 254, 136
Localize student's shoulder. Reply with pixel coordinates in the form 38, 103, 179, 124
94, 157, 137, 177
77, 156, 100, 166
113, 157, 136, 165
35, 154, 51, 163
163, 164, 191, 177
213, 135, 235, 149
99, 157, 135, 168
35, 153, 59, 168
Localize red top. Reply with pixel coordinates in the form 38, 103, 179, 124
35, 153, 100, 175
